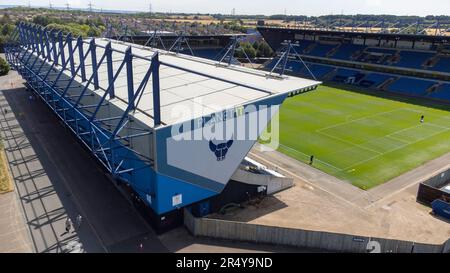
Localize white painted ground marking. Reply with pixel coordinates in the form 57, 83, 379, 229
318, 130, 382, 155
278, 143, 343, 171
343, 123, 450, 171
317, 108, 403, 132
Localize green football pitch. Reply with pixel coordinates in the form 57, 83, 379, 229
274, 84, 450, 190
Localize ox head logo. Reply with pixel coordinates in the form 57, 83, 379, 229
209, 139, 234, 161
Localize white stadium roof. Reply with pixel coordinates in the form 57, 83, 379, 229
44, 38, 321, 128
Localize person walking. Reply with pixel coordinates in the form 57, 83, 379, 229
420, 115, 425, 123
65, 217, 72, 234
75, 214, 83, 229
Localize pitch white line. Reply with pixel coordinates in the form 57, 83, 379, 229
278, 143, 343, 171
317, 108, 403, 132
343, 124, 450, 171
318, 130, 382, 155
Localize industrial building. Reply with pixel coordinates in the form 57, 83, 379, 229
4, 22, 319, 232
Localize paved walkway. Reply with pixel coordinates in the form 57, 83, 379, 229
0, 191, 32, 252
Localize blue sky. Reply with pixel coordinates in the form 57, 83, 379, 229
3, 0, 450, 16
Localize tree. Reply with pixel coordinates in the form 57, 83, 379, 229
254, 41, 273, 58
0, 57, 10, 76
236, 42, 257, 59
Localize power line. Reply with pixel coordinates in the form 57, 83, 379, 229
88, 1, 94, 13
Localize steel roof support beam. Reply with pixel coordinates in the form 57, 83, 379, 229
90, 39, 100, 90
152, 53, 161, 126
125, 47, 135, 110
105, 42, 115, 98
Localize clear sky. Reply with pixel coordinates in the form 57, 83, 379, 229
3, 0, 450, 16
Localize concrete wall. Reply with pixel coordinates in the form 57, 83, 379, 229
423, 168, 450, 188
184, 209, 449, 253
231, 168, 293, 195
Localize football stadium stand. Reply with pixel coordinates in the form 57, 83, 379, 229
393, 50, 435, 70
359, 73, 395, 88
330, 43, 366, 60
432, 56, 450, 73
387, 77, 437, 96
428, 84, 450, 101
259, 27, 450, 103
307, 43, 338, 57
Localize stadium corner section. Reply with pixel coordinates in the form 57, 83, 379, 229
4, 22, 320, 233
125, 92, 298, 233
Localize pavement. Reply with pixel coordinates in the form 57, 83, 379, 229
0, 70, 317, 253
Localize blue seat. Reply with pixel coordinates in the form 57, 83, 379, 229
301, 63, 335, 79
366, 47, 397, 54
359, 73, 394, 88
331, 44, 366, 60
393, 51, 434, 70
307, 43, 337, 57
333, 68, 365, 83
388, 78, 436, 96
431, 57, 450, 73
427, 83, 450, 101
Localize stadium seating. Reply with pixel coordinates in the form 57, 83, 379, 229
393, 50, 435, 70
358, 73, 395, 88
333, 68, 366, 83
331, 44, 366, 60
301, 63, 335, 79
427, 84, 450, 101
294, 40, 316, 54
306, 43, 338, 57
264, 59, 304, 74
271, 38, 450, 74
387, 77, 437, 96
365, 47, 398, 54
431, 56, 450, 73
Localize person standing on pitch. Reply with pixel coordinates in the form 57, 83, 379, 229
420, 115, 425, 123
309, 155, 314, 165
65, 217, 72, 234
76, 214, 83, 229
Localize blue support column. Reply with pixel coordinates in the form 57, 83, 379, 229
67, 34, 75, 76
45, 30, 52, 62
125, 47, 134, 110
58, 32, 65, 68
17, 23, 24, 45
28, 25, 35, 52
51, 30, 58, 65
152, 53, 161, 126
33, 26, 40, 56
78, 37, 86, 82
39, 28, 45, 58
90, 39, 99, 90
105, 42, 115, 98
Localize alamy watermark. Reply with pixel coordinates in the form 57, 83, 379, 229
168, 97, 281, 151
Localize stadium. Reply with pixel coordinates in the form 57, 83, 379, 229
0, 7, 449, 254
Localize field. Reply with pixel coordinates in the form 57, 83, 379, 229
276, 85, 450, 190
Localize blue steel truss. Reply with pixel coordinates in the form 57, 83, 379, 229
4, 22, 162, 183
